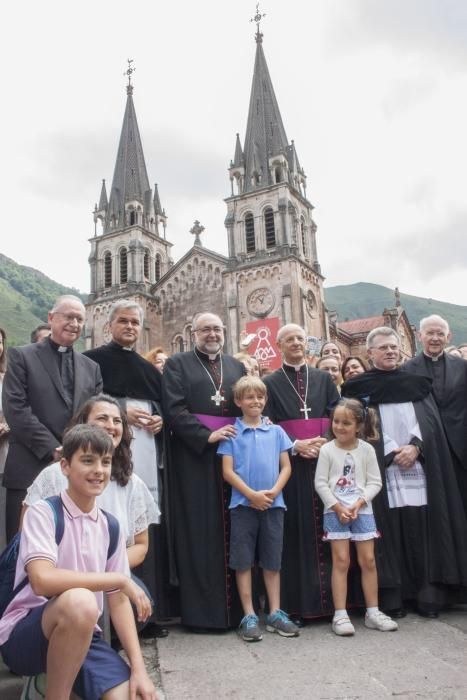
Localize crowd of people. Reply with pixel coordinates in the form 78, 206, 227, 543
0, 299, 467, 698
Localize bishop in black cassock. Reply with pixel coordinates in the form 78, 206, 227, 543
263, 325, 340, 619
161, 313, 245, 629
343, 327, 467, 614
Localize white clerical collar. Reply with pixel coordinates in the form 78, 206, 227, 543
283, 360, 306, 372
195, 348, 221, 362
423, 351, 444, 362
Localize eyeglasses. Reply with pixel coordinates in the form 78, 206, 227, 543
193, 326, 224, 335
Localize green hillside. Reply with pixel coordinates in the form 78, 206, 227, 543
324, 283, 467, 344
0, 253, 86, 347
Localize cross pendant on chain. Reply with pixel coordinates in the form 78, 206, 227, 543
300, 404, 311, 420
211, 390, 224, 407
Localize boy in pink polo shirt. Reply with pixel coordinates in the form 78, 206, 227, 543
0, 424, 157, 700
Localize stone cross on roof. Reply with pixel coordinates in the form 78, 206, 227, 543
190, 220, 205, 246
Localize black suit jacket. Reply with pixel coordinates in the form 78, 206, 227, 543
404, 352, 467, 467
2, 340, 103, 489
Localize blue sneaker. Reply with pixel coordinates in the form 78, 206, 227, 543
266, 609, 300, 637
238, 614, 263, 642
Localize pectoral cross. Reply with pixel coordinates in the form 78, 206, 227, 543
300, 404, 311, 420
211, 390, 224, 407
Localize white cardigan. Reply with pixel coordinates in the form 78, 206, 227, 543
314, 439, 382, 511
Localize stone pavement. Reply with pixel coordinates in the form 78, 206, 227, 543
1, 610, 467, 699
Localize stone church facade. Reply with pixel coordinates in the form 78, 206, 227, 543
85, 27, 329, 356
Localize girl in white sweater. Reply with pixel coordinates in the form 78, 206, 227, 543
315, 398, 398, 636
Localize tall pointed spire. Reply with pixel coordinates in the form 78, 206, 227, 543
229, 11, 307, 197
105, 61, 151, 232
98, 179, 108, 210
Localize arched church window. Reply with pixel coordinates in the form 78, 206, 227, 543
143, 250, 150, 280
104, 252, 112, 288
301, 219, 307, 256
120, 247, 128, 284
252, 172, 260, 187
264, 207, 276, 248
275, 166, 282, 183
245, 213, 255, 253
129, 210, 136, 226
155, 254, 162, 282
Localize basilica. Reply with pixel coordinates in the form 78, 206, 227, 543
84, 22, 329, 365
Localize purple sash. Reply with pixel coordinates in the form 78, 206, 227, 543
278, 418, 330, 440
194, 414, 236, 431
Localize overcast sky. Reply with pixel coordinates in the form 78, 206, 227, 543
2, 0, 467, 305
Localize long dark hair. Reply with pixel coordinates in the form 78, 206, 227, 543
67, 394, 133, 486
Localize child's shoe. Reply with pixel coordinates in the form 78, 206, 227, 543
365, 610, 398, 632
332, 615, 355, 636
266, 609, 300, 637
238, 614, 263, 642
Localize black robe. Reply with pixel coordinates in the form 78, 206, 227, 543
83, 342, 176, 619
403, 352, 467, 515
161, 350, 245, 629
264, 365, 341, 618
343, 368, 467, 610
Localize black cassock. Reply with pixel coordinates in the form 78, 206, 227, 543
343, 368, 467, 610
264, 365, 341, 618
162, 350, 245, 629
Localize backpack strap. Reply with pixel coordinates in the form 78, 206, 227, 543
45, 495, 66, 546
99, 509, 120, 560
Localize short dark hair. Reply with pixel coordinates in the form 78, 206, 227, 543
62, 424, 114, 462
30, 324, 51, 343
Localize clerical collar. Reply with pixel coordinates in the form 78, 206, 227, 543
195, 348, 221, 362
283, 361, 306, 372
109, 341, 133, 352
48, 337, 72, 353
423, 351, 445, 363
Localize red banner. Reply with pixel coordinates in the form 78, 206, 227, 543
245, 317, 282, 370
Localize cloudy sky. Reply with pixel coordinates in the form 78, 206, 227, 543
3, 0, 467, 305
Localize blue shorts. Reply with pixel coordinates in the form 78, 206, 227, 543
229, 505, 284, 571
0, 603, 131, 700
323, 511, 380, 542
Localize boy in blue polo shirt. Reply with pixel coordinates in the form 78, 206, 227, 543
218, 376, 299, 642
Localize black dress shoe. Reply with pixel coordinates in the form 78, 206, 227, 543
384, 608, 407, 619
416, 608, 439, 619
140, 622, 169, 638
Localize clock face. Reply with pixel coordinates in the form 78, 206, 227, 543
247, 287, 275, 317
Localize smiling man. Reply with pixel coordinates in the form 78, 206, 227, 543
404, 315, 467, 515
263, 324, 339, 622
162, 311, 246, 630
2, 295, 103, 541
343, 326, 467, 617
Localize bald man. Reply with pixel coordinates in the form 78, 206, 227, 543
2, 295, 102, 540
263, 325, 339, 622
162, 312, 246, 630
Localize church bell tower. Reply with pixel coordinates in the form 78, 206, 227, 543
223, 12, 328, 353
86, 61, 173, 351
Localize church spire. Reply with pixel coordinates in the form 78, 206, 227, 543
98, 179, 108, 210
105, 61, 152, 232
230, 9, 307, 197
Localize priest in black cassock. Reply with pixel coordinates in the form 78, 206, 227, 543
263, 324, 339, 621
84, 300, 173, 633
403, 315, 467, 516
343, 326, 467, 616
161, 312, 245, 630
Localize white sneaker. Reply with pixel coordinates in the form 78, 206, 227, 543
332, 615, 355, 636
365, 610, 398, 632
